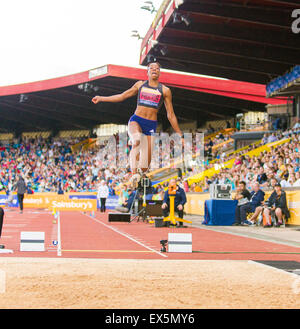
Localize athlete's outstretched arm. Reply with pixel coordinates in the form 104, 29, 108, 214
92, 81, 141, 104
164, 87, 183, 137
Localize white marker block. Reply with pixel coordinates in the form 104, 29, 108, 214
20, 232, 45, 251
168, 233, 192, 253
0, 249, 13, 254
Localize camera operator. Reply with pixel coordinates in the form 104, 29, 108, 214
162, 178, 187, 226
115, 187, 137, 213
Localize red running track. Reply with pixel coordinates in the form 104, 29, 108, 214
0, 208, 300, 261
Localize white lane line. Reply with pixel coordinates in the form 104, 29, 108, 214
57, 211, 62, 257
248, 260, 300, 279
4, 224, 27, 227
81, 213, 167, 258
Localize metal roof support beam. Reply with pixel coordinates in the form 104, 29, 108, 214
0, 100, 89, 130
0, 104, 50, 130
42, 89, 133, 121
12, 93, 125, 124
156, 44, 287, 76
158, 36, 298, 66
180, 3, 292, 28
164, 22, 300, 51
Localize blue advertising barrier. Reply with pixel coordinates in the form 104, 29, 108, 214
0, 193, 120, 210
69, 194, 119, 210
0, 195, 19, 208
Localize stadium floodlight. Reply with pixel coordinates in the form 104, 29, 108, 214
146, 54, 156, 64
181, 14, 191, 26
19, 94, 28, 103
131, 30, 143, 40
175, 0, 185, 8
150, 40, 158, 47
141, 5, 150, 11
140, 1, 157, 14
172, 12, 182, 24
172, 12, 191, 26
160, 45, 168, 56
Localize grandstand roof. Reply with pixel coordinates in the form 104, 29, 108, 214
0, 64, 285, 133
139, 0, 299, 85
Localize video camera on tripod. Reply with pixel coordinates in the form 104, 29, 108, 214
137, 176, 151, 194
130, 175, 157, 222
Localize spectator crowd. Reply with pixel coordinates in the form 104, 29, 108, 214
186, 128, 300, 193
0, 136, 132, 196
0, 125, 299, 207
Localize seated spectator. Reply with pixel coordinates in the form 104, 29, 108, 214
244, 182, 265, 224
267, 133, 277, 143
262, 183, 290, 227
233, 156, 242, 170
277, 157, 286, 178
287, 173, 296, 187
262, 133, 268, 145
257, 167, 268, 185
232, 181, 253, 226
280, 174, 290, 188
294, 171, 300, 187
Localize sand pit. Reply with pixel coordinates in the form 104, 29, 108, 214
0, 257, 299, 309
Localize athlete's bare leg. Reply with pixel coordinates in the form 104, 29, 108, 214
128, 121, 142, 175
128, 122, 155, 177
139, 134, 154, 173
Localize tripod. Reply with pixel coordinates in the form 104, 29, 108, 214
130, 178, 150, 222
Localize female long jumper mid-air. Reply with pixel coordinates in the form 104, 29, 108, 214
92, 62, 183, 182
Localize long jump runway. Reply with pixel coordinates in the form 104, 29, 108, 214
1, 208, 300, 309
1, 208, 300, 262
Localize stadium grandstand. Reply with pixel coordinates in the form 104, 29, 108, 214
0, 0, 298, 223
136, 0, 300, 227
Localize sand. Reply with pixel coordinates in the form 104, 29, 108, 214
0, 257, 299, 309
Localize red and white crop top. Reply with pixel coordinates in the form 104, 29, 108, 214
137, 81, 164, 110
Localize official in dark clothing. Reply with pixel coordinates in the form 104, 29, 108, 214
273, 185, 290, 222
162, 179, 187, 226
14, 176, 27, 214
261, 178, 280, 226
264, 183, 290, 226
239, 182, 265, 224
0, 207, 4, 248
262, 178, 278, 209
